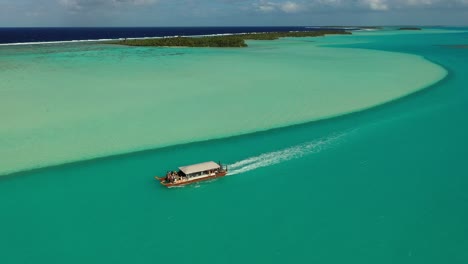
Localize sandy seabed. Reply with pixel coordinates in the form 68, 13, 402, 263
0, 33, 447, 175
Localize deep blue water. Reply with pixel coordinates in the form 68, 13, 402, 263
0, 27, 345, 44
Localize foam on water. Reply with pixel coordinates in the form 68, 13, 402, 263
162, 131, 347, 188
228, 131, 349, 175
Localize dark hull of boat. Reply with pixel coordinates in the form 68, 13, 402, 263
155, 171, 227, 187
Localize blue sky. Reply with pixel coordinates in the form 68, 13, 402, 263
1, 0, 468, 26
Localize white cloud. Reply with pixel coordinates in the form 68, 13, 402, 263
313, 0, 346, 7
259, 5, 275, 12
361, 0, 388, 10
256, 1, 277, 12
59, 0, 157, 11
56, 0, 468, 17
257, 1, 275, 12
280, 1, 302, 12
298, 0, 468, 11
131, 0, 157, 4
405, 0, 435, 5
255, 0, 304, 13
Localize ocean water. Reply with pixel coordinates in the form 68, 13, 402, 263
1, 28, 468, 264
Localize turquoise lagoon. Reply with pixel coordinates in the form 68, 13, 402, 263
1, 28, 468, 264
0, 35, 446, 175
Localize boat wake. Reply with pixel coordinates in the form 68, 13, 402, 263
227, 131, 349, 176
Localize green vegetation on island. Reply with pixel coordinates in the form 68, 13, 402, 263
111, 30, 351, 48
240, 30, 350, 40
114, 35, 247, 48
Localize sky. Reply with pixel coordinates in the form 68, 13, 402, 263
0, 0, 468, 27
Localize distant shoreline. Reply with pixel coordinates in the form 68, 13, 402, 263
110, 30, 351, 48
0, 27, 351, 46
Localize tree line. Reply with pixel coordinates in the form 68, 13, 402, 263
109, 30, 351, 48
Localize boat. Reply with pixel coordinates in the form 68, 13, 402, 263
155, 161, 228, 187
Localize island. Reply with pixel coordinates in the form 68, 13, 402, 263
110, 30, 351, 48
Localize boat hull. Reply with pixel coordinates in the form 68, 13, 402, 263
155, 171, 227, 187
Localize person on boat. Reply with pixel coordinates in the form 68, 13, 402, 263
167, 174, 175, 183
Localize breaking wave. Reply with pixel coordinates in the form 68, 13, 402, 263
227, 131, 349, 176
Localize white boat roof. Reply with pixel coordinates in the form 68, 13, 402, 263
179, 161, 220, 175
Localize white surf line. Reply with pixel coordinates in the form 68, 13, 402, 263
0, 33, 242, 47
0, 36, 168, 46
0, 39, 116, 46
227, 131, 350, 176
0, 30, 314, 47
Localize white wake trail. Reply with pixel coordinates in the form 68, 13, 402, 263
227, 131, 348, 176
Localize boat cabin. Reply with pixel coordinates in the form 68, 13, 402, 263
157, 161, 228, 187
179, 161, 222, 177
